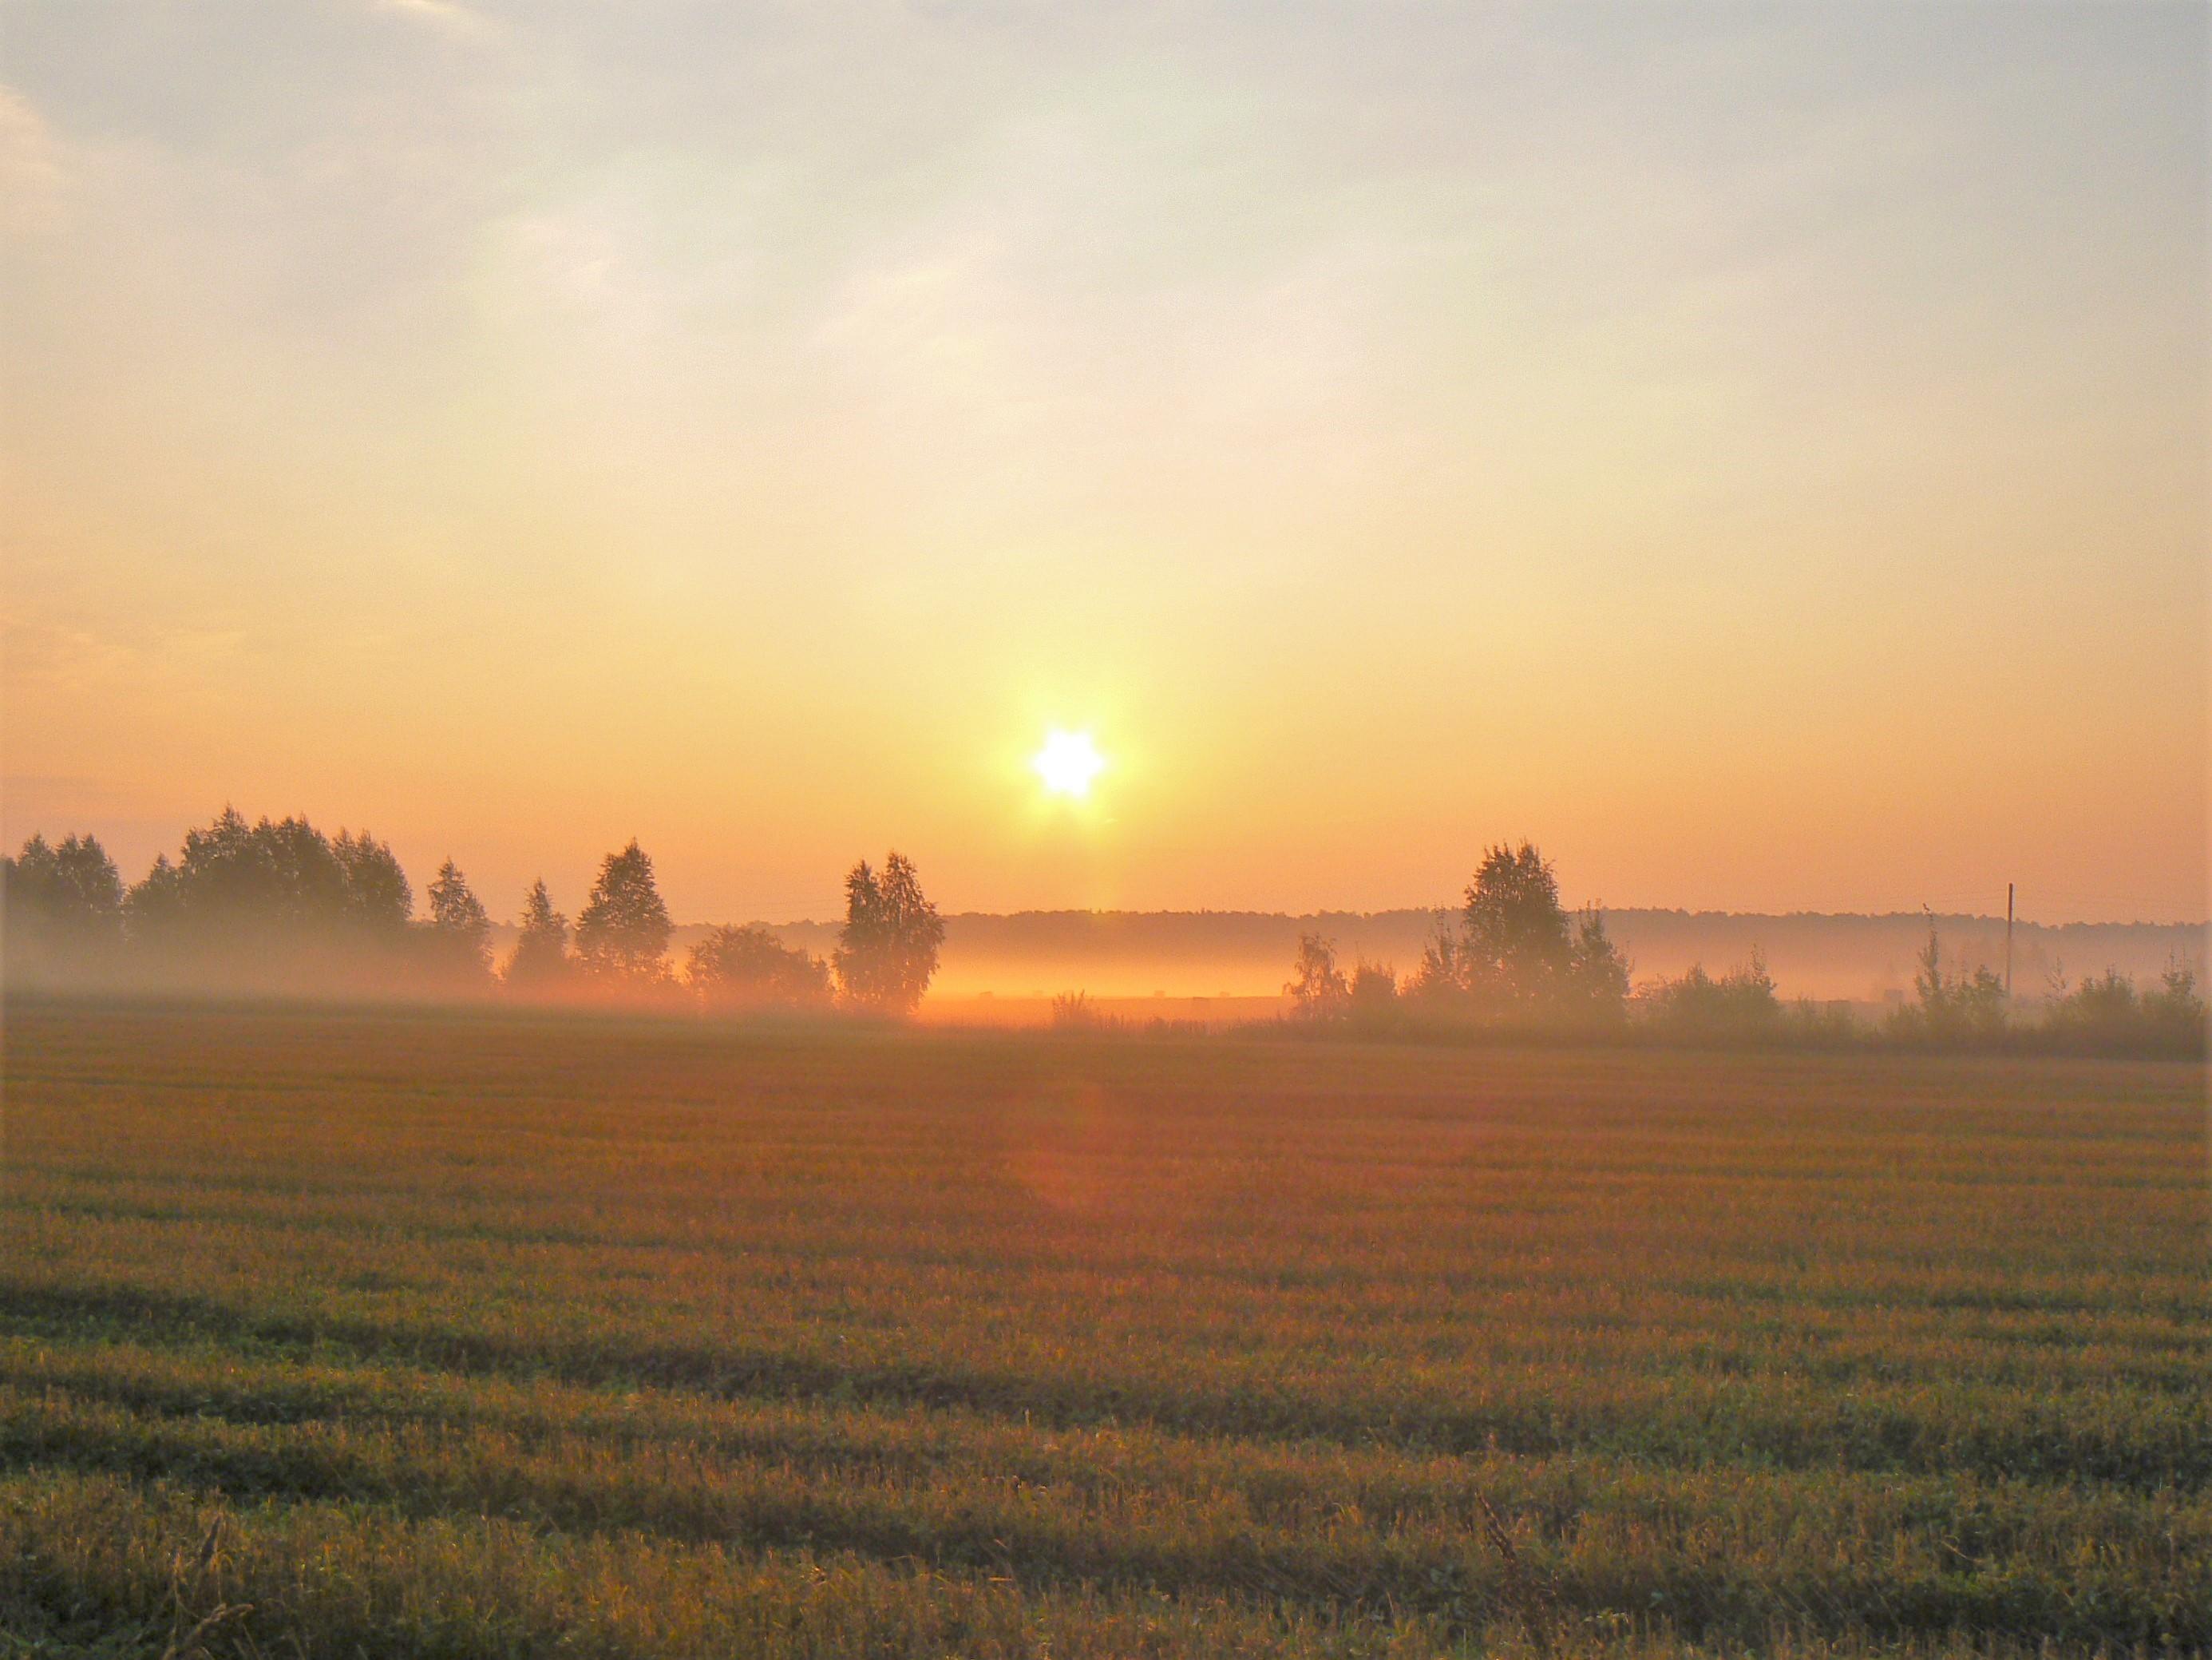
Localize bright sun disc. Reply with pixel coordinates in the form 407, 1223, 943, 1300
1033, 730, 1106, 798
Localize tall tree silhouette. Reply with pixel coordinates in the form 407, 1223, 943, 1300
423, 858, 493, 981
504, 879, 573, 990
1457, 840, 1628, 1013
1284, 933, 1349, 1019
833, 852, 944, 1015
1460, 841, 1574, 1002
575, 841, 673, 982
1400, 841, 1630, 1020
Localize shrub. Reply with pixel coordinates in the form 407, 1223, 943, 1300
1889, 925, 2008, 1046
1050, 991, 1109, 1032
1347, 960, 1400, 1033
2041, 960, 2206, 1058
687, 925, 833, 1014
1638, 950, 1782, 1043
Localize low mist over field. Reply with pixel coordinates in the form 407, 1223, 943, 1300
748, 906, 2206, 1005
10, 809, 2202, 1028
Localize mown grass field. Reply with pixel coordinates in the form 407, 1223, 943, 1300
1, 1003, 2204, 1658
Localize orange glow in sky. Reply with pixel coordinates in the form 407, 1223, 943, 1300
1, 5, 2203, 925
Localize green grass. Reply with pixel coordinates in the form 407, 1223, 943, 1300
1, 1003, 2203, 1657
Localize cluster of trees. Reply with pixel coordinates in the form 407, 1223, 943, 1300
2, 812, 444, 990
1, 811, 945, 1017
1286, 842, 1631, 1030
1281, 842, 2204, 1056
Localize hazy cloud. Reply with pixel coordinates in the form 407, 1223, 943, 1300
0, 85, 65, 232
374, 0, 494, 39
0, 4, 2202, 921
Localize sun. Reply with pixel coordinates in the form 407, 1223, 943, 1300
1033, 729, 1106, 798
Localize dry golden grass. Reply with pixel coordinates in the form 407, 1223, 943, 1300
2, 1003, 2204, 1656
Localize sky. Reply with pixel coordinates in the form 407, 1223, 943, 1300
2, 2, 2205, 926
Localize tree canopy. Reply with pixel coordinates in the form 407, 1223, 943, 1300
833, 852, 944, 1015
107, 810, 414, 985
574, 841, 673, 982
1284, 933, 1348, 1020
423, 859, 493, 981
504, 879, 573, 990
0, 832, 125, 980
1390, 842, 1630, 1025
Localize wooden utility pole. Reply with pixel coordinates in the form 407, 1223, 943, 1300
2005, 882, 2015, 997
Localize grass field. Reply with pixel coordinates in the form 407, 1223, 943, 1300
1, 1003, 2204, 1658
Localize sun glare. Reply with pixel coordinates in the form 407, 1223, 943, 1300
1033, 729, 1106, 798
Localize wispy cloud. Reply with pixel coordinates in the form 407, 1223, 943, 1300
0, 85, 65, 233
374, 0, 493, 40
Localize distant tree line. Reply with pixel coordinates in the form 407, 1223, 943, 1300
1280, 841, 2203, 1058
1, 810, 943, 1017
10, 816, 2198, 1056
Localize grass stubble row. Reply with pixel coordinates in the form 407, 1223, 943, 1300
1, 1004, 2203, 1656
